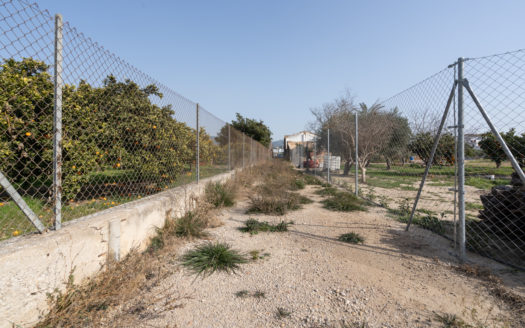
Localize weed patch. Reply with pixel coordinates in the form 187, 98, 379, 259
180, 242, 247, 277
396, 214, 445, 235
240, 218, 292, 234
205, 181, 236, 208
248, 249, 271, 261
234, 290, 266, 299
235, 290, 249, 298
276, 307, 292, 319
434, 313, 472, 328
247, 188, 308, 215
302, 173, 323, 185
465, 202, 483, 211
338, 232, 365, 244
315, 186, 338, 196
322, 192, 366, 212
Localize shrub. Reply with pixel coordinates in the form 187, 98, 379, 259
302, 174, 323, 185
174, 211, 209, 238
290, 177, 306, 190
180, 242, 247, 277
205, 181, 235, 208
338, 232, 365, 244
322, 192, 366, 212
247, 189, 306, 215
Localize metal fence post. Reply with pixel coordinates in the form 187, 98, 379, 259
53, 14, 63, 230
228, 124, 231, 170
314, 136, 317, 176
327, 128, 330, 183
196, 103, 200, 183
355, 112, 359, 196
457, 57, 466, 261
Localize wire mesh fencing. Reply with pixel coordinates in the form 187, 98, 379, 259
306, 52, 525, 269
0, 0, 269, 241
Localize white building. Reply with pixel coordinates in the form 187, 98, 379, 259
283, 131, 317, 168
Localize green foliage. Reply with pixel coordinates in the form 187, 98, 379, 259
382, 108, 412, 167
301, 174, 323, 185
397, 214, 445, 235
408, 132, 455, 166
205, 181, 235, 208
338, 232, 365, 244
0, 58, 54, 195
321, 192, 366, 212
230, 113, 272, 148
290, 177, 305, 190
314, 185, 338, 196
180, 242, 247, 277
240, 218, 292, 234
0, 58, 222, 201
479, 129, 525, 168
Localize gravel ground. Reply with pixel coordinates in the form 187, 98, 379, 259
122, 185, 524, 328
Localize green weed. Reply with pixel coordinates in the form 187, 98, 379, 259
180, 242, 247, 277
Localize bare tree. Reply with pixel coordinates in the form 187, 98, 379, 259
310, 92, 357, 175
311, 91, 404, 182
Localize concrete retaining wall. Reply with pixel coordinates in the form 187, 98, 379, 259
0, 171, 233, 328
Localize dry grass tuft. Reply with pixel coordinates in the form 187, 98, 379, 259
205, 180, 236, 208
37, 240, 182, 327
246, 161, 313, 215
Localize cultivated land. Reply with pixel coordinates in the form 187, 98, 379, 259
37, 163, 525, 327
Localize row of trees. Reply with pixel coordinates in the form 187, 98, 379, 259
310, 92, 524, 181
1, 58, 224, 200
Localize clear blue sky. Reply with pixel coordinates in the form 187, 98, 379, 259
37, 0, 525, 141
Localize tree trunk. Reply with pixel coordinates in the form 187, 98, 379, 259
359, 162, 367, 183
386, 158, 391, 170
343, 160, 353, 176
496, 161, 501, 168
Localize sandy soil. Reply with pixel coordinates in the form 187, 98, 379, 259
119, 185, 524, 328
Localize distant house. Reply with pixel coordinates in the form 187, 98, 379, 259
272, 147, 284, 158
283, 131, 317, 168
465, 134, 482, 150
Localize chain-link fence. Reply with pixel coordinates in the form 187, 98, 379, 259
306, 51, 525, 270
0, 0, 269, 241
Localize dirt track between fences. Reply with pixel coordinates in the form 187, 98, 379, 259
103, 184, 525, 328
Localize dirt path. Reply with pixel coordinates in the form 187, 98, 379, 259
124, 185, 524, 328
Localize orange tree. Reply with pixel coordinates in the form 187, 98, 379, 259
1, 58, 208, 201
0, 58, 54, 197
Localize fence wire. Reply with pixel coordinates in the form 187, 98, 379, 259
0, 0, 269, 241
305, 52, 524, 269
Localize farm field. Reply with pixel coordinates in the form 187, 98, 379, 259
37, 163, 525, 327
